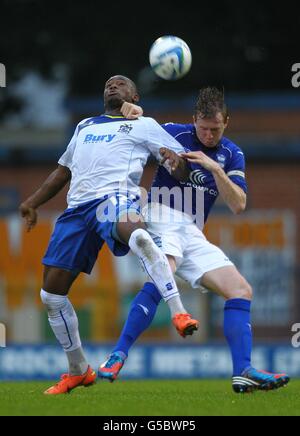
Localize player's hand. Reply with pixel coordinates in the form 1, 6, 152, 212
120, 102, 143, 119
19, 202, 38, 232
159, 147, 180, 172
180, 151, 220, 173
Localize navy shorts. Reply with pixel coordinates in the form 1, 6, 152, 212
43, 194, 140, 274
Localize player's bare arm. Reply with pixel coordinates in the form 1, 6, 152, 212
19, 165, 71, 232
160, 147, 189, 182
181, 150, 246, 214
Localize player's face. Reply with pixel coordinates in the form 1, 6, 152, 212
193, 112, 228, 147
104, 76, 139, 110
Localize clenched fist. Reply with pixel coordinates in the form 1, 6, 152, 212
19, 203, 38, 232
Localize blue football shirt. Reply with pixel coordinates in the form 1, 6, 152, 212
150, 123, 247, 223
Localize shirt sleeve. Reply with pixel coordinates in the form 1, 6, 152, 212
161, 122, 184, 137
58, 118, 91, 169
58, 125, 79, 169
226, 148, 248, 193
143, 117, 185, 161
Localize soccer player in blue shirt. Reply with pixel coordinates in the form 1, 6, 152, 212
99, 87, 290, 393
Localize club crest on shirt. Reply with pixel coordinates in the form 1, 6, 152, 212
216, 154, 226, 168
118, 123, 133, 134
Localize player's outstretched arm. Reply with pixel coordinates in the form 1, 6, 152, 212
121, 105, 189, 180
181, 151, 246, 214
19, 165, 71, 232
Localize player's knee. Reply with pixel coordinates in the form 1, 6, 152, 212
223, 277, 252, 300
43, 267, 74, 295
40, 289, 67, 312
131, 228, 150, 247
40, 289, 51, 307
129, 228, 154, 254
235, 280, 253, 300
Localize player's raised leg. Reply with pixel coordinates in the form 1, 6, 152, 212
99, 213, 199, 382
99, 256, 199, 382
99, 216, 200, 382
201, 265, 290, 393
41, 267, 96, 395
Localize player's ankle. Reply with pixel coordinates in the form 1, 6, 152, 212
167, 295, 187, 317
113, 351, 127, 360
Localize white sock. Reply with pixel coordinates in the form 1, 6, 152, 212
168, 296, 187, 317
66, 347, 89, 376
128, 229, 186, 314
40, 289, 88, 375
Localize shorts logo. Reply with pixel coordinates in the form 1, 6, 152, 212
153, 236, 162, 248
166, 283, 174, 291
118, 123, 133, 134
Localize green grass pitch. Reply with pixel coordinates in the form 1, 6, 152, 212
0, 379, 299, 416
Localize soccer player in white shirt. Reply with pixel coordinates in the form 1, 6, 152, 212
19, 75, 198, 394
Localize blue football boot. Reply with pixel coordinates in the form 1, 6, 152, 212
98, 352, 126, 382
232, 367, 290, 393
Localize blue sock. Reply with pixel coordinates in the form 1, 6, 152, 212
113, 282, 162, 357
224, 298, 252, 376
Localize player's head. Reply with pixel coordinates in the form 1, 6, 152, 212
104, 75, 139, 112
193, 87, 229, 147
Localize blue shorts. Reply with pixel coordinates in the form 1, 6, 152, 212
43, 194, 140, 274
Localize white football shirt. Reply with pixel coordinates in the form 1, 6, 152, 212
59, 115, 185, 208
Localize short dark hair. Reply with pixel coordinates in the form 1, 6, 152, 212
195, 87, 228, 120
106, 75, 138, 94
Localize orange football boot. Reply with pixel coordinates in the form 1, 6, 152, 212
44, 365, 96, 395
172, 313, 199, 338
